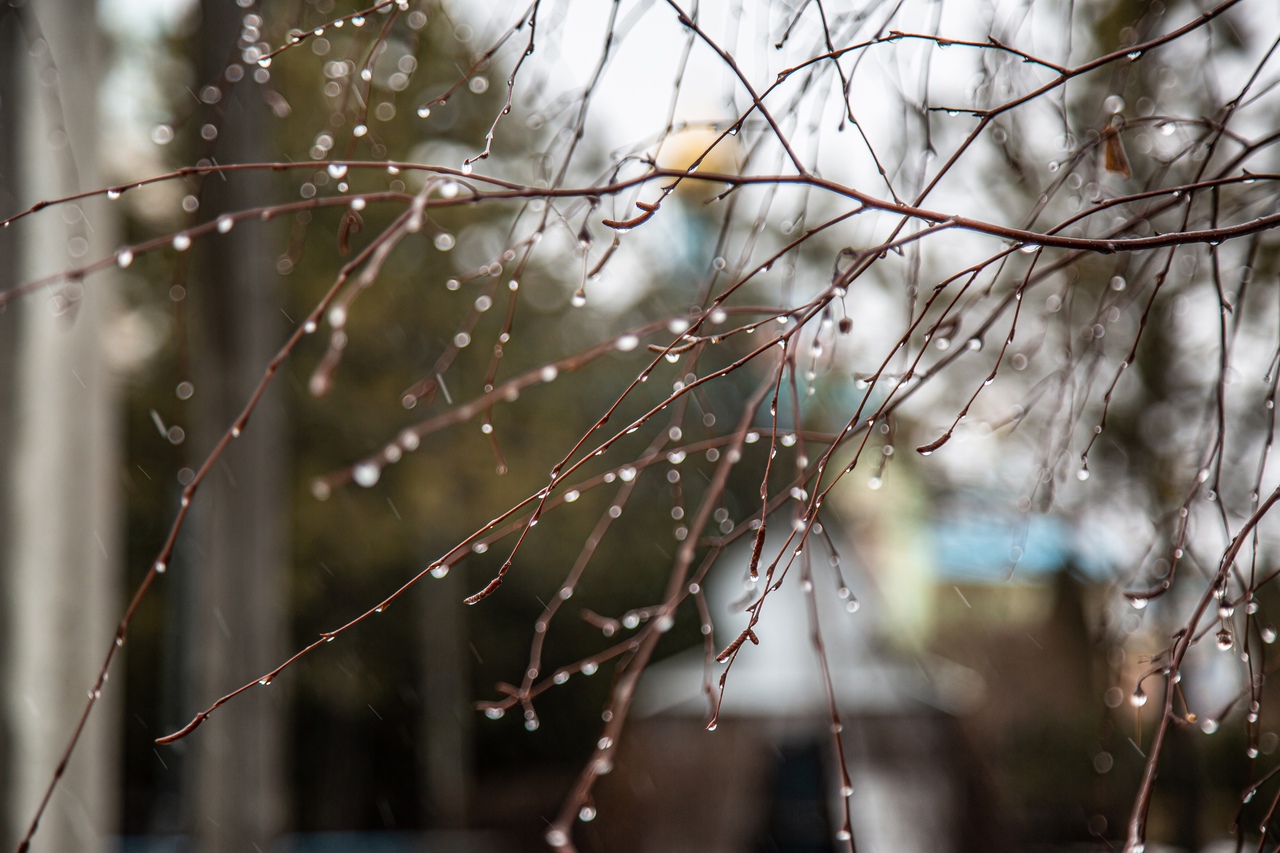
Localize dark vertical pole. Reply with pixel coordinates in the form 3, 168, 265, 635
187, 3, 289, 849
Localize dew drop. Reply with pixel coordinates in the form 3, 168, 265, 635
172, 233, 191, 251
116, 249, 134, 268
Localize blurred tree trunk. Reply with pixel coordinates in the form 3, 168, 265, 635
186, 1, 289, 848
0, 0, 121, 849
420, 567, 472, 827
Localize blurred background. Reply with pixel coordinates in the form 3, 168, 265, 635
2, 0, 1280, 851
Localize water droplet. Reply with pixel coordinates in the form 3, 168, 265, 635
154, 561, 167, 575
485, 707, 504, 720
1201, 718, 1219, 734
1077, 466, 1090, 481
581, 661, 598, 676
1130, 687, 1147, 707
434, 233, 455, 251
1217, 629, 1234, 651
353, 462, 381, 487
571, 290, 587, 307
172, 233, 191, 251
352, 123, 367, 137
1263, 626, 1277, 644
430, 564, 449, 579
545, 829, 568, 847
116, 249, 134, 268
578, 805, 597, 822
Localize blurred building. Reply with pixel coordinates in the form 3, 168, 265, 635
591, 522, 995, 853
